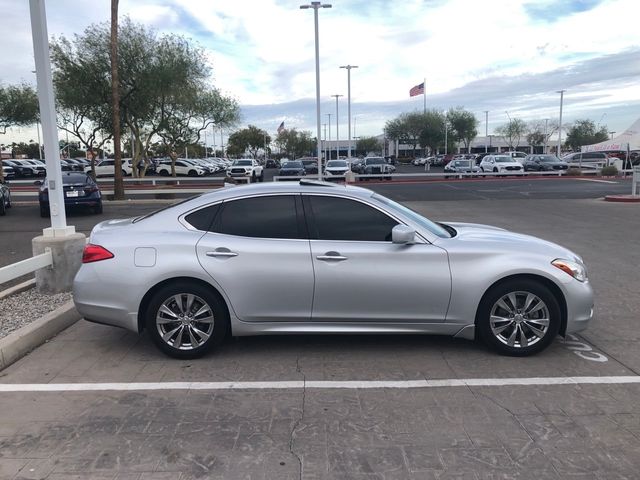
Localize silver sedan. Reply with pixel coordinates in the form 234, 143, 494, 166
73, 180, 593, 358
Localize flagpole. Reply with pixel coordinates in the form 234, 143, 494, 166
423, 77, 426, 114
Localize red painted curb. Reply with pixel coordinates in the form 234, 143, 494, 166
604, 195, 640, 203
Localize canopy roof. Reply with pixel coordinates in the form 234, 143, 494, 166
581, 118, 640, 152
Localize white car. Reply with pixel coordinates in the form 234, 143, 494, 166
324, 160, 350, 177
479, 155, 524, 174
226, 159, 264, 182
503, 151, 527, 163
157, 160, 206, 176
85, 159, 133, 177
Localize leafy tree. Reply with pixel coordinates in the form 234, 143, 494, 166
356, 136, 380, 155
496, 118, 527, 150
447, 107, 478, 153
384, 112, 424, 156
418, 110, 446, 155
274, 128, 314, 158
0, 83, 39, 181
227, 125, 270, 159
526, 120, 560, 152
11, 141, 41, 159
564, 119, 609, 151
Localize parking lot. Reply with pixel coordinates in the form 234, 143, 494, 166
1, 182, 640, 479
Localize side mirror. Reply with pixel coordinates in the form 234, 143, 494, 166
392, 224, 416, 244
34, 180, 43, 186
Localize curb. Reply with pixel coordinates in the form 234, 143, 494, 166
0, 279, 36, 301
0, 300, 81, 371
604, 195, 640, 203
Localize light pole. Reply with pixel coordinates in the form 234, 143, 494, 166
339, 64, 358, 159
326, 113, 331, 160
300, 1, 332, 176
484, 110, 489, 153
557, 89, 565, 156
331, 94, 343, 159
322, 123, 326, 161
544, 118, 549, 154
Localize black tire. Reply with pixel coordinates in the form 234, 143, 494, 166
122, 169, 128, 177
160, 169, 169, 176
94, 202, 103, 214
476, 279, 561, 356
259, 171, 264, 182
188, 170, 197, 177
39, 205, 49, 217
6, 192, 11, 208
146, 281, 229, 359
0, 195, 6, 216
251, 172, 256, 183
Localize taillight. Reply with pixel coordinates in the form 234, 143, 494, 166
82, 244, 114, 263
84, 186, 99, 193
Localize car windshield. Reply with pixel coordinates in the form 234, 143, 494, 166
234, 160, 252, 166
372, 194, 450, 239
327, 161, 347, 167
494, 157, 512, 163
538, 155, 561, 162
283, 161, 303, 168
366, 158, 385, 165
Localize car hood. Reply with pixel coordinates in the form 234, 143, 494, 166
440, 222, 580, 261
493, 161, 521, 168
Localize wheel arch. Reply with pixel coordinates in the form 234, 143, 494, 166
474, 273, 568, 337
137, 276, 231, 334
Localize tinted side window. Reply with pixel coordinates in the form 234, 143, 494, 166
214, 196, 301, 239
307, 196, 398, 242
185, 204, 221, 231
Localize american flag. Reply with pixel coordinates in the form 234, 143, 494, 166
409, 82, 425, 97
277, 121, 285, 134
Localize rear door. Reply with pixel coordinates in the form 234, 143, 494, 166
195, 194, 314, 322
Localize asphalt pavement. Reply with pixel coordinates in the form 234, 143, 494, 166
1, 181, 640, 478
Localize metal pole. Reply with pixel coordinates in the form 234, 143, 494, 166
301, 2, 332, 176
423, 77, 426, 114
323, 123, 326, 161
326, 113, 331, 160
220, 128, 224, 157
36, 121, 42, 159
557, 89, 565, 157
204, 129, 208, 157
544, 118, 548, 154
339, 65, 358, 159
332, 94, 342, 159
29, 0, 70, 233
484, 111, 488, 153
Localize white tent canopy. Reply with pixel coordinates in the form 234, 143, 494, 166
581, 118, 640, 152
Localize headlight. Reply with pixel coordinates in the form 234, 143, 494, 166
552, 258, 587, 282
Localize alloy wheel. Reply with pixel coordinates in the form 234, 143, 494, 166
489, 291, 550, 348
155, 293, 215, 350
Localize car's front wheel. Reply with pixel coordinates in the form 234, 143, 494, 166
477, 279, 561, 356
146, 281, 229, 359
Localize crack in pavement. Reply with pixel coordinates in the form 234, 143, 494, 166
289, 355, 306, 480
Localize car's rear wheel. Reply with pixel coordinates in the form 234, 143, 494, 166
0, 196, 6, 216
39, 204, 49, 217
259, 171, 264, 182
93, 202, 103, 214
477, 279, 560, 356
146, 281, 229, 359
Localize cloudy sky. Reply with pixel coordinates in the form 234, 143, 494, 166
1, 0, 639, 144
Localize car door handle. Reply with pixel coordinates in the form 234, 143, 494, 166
206, 250, 238, 258
316, 253, 348, 262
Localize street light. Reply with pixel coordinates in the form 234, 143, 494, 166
300, 1, 332, 176
339, 64, 358, 159
557, 89, 565, 156
326, 113, 331, 160
331, 94, 343, 160
484, 111, 489, 153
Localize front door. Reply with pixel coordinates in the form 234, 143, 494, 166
303, 195, 451, 323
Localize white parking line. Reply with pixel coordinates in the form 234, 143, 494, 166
0, 376, 639, 392
575, 178, 619, 184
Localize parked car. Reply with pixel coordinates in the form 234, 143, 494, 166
297, 157, 319, 175
350, 158, 366, 174
157, 160, 207, 177
522, 155, 569, 172
63, 159, 86, 171
23, 159, 47, 175
503, 151, 528, 162
36, 172, 102, 217
324, 160, 350, 178
474, 152, 492, 164
265, 159, 281, 169
226, 159, 264, 182
73, 180, 593, 359
85, 159, 133, 177
3, 159, 37, 177
1, 164, 15, 180
479, 155, 524, 174
444, 159, 481, 178
562, 152, 615, 166
362, 156, 394, 180
412, 157, 427, 166
278, 160, 306, 178
0, 179, 11, 216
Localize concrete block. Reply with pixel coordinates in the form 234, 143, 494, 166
32, 232, 86, 293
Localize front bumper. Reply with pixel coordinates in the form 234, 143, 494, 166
563, 279, 594, 335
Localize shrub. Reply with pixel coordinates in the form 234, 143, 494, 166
600, 165, 618, 176
565, 168, 582, 176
